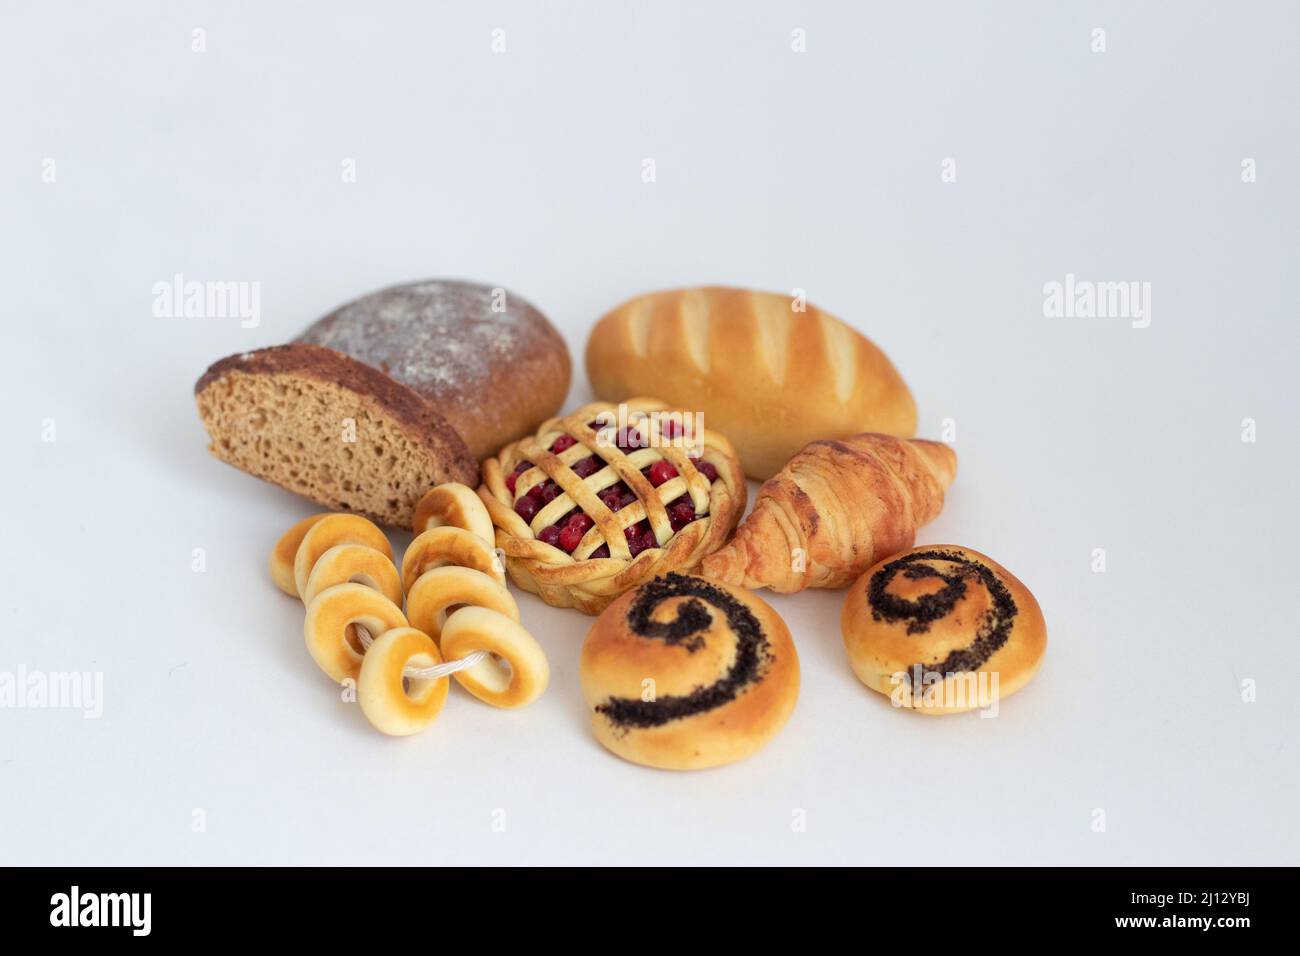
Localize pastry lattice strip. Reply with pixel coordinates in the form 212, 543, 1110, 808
508, 409, 714, 560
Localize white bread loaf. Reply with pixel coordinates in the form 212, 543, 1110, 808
584, 287, 917, 479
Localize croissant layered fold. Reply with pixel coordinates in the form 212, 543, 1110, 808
701, 434, 957, 592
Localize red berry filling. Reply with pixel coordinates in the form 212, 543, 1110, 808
667, 496, 697, 531
646, 460, 678, 487
626, 520, 658, 557
505, 459, 531, 493
515, 495, 540, 522
516, 426, 724, 559
598, 482, 634, 512
572, 455, 601, 478
617, 428, 643, 453
557, 523, 586, 553
538, 511, 597, 554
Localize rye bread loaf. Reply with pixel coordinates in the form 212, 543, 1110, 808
194, 279, 571, 527
295, 280, 571, 460
195, 344, 479, 526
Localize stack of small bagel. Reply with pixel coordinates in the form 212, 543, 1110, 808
270, 484, 548, 737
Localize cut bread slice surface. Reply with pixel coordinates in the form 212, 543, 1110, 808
195, 344, 478, 527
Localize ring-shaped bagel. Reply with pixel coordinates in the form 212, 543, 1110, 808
412, 483, 495, 543
293, 514, 393, 598
269, 513, 330, 595
304, 583, 408, 684
301, 543, 403, 607
357, 627, 450, 736
401, 526, 505, 593
440, 606, 549, 709
406, 566, 520, 643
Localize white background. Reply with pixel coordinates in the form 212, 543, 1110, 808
2, 1, 1297, 865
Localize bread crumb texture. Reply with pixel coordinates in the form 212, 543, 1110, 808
197, 369, 472, 526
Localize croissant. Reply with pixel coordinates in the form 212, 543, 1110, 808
701, 434, 957, 593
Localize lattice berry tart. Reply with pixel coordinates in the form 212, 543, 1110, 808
478, 398, 746, 614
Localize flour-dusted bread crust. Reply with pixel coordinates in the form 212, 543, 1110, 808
585, 287, 917, 480
195, 344, 478, 526
296, 279, 571, 460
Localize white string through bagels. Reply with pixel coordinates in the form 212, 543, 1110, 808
269, 483, 550, 736
353, 623, 490, 680
403, 485, 550, 710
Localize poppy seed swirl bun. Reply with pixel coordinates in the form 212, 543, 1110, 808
840, 545, 1047, 714
580, 573, 799, 770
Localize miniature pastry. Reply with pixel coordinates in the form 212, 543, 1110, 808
440, 607, 549, 709
478, 398, 746, 614
357, 627, 450, 736
272, 513, 409, 684
840, 546, 1047, 714
290, 513, 401, 606
272, 487, 550, 733
406, 562, 520, 644
196, 279, 571, 526
299, 542, 404, 608
397, 484, 547, 708
580, 573, 799, 770
585, 286, 916, 479
304, 582, 408, 685
401, 526, 504, 595
413, 482, 496, 542
701, 433, 956, 593
269, 513, 329, 595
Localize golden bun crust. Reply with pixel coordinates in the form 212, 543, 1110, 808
585, 287, 916, 480
840, 546, 1046, 715
580, 573, 799, 770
